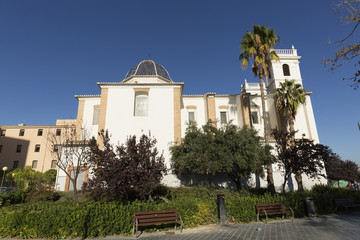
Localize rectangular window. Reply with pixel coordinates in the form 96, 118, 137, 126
220, 112, 227, 124
56, 129, 61, 136
32, 160, 38, 169
19, 129, 25, 136
13, 161, 19, 169
0, 145, 2, 153
51, 160, 57, 169
34, 144, 40, 152
92, 108, 100, 125
53, 145, 59, 152
188, 112, 195, 122
0, 129, 6, 136
37, 129, 43, 136
16, 145, 22, 153
251, 111, 259, 124
134, 92, 148, 116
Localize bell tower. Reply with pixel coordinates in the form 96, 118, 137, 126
267, 45, 303, 93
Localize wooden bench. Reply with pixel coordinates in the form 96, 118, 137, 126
256, 203, 294, 223
133, 209, 183, 237
334, 198, 360, 212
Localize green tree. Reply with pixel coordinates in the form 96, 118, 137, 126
239, 24, 279, 191
272, 130, 325, 192
274, 79, 306, 191
10, 167, 58, 202
170, 122, 274, 190
321, 146, 359, 183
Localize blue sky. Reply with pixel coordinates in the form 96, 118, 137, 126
0, 0, 359, 164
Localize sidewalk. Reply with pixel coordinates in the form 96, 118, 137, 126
97, 212, 360, 240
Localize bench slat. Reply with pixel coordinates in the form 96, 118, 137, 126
138, 217, 179, 223
134, 210, 177, 215
135, 213, 177, 219
137, 220, 179, 226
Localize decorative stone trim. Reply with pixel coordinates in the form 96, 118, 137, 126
133, 88, 150, 93
186, 105, 197, 110
218, 105, 229, 109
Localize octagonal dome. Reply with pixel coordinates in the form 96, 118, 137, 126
123, 60, 172, 82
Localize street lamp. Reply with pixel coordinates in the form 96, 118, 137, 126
1, 166, 8, 188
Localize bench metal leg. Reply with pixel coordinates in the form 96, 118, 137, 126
289, 207, 294, 221
180, 215, 183, 233
264, 210, 268, 224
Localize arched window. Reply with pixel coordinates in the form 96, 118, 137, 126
134, 91, 148, 116
282, 64, 290, 76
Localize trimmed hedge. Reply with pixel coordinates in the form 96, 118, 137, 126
1, 185, 360, 238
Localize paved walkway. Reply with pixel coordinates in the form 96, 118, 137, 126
97, 212, 360, 240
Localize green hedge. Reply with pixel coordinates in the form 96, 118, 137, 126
1, 185, 360, 238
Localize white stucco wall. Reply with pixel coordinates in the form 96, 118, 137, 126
181, 96, 207, 136
103, 85, 180, 186
80, 97, 101, 138
215, 96, 237, 125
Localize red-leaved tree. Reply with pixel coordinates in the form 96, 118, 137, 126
83, 130, 166, 200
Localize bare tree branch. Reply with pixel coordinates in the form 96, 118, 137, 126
47, 124, 91, 203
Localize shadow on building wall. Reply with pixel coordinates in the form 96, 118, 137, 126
0, 136, 30, 170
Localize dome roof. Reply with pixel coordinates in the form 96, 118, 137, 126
124, 60, 172, 82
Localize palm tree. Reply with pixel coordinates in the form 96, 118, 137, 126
274, 79, 306, 191
275, 79, 306, 135
239, 25, 279, 192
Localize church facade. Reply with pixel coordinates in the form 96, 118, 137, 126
0, 46, 326, 192
54, 46, 326, 191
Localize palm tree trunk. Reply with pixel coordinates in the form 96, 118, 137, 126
259, 71, 275, 193
289, 115, 295, 142
289, 115, 304, 191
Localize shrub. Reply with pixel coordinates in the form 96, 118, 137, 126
1, 186, 360, 238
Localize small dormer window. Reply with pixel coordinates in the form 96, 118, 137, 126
282, 64, 290, 76
134, 91, 149, 116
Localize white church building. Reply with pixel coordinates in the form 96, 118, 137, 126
54, 46, 327, 192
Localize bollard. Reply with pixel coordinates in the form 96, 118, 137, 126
217, 194, 226, 225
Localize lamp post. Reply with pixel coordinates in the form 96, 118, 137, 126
1, 166, 8, 188
10, 173, 15, 188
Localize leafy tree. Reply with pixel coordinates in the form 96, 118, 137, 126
83, 130, 166, 200
321, 146, 359, 183
170, 122, 274, 190
274, 79, 306, 191
10, 167, 59, 202
239, 25, 279, 191
272, 130, 325, 192
325, 0, 360, 90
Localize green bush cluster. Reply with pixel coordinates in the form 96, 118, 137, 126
1, 185, 360, 238
0, 189, 26, 207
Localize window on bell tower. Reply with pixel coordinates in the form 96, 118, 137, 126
282, 64, 290, 76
